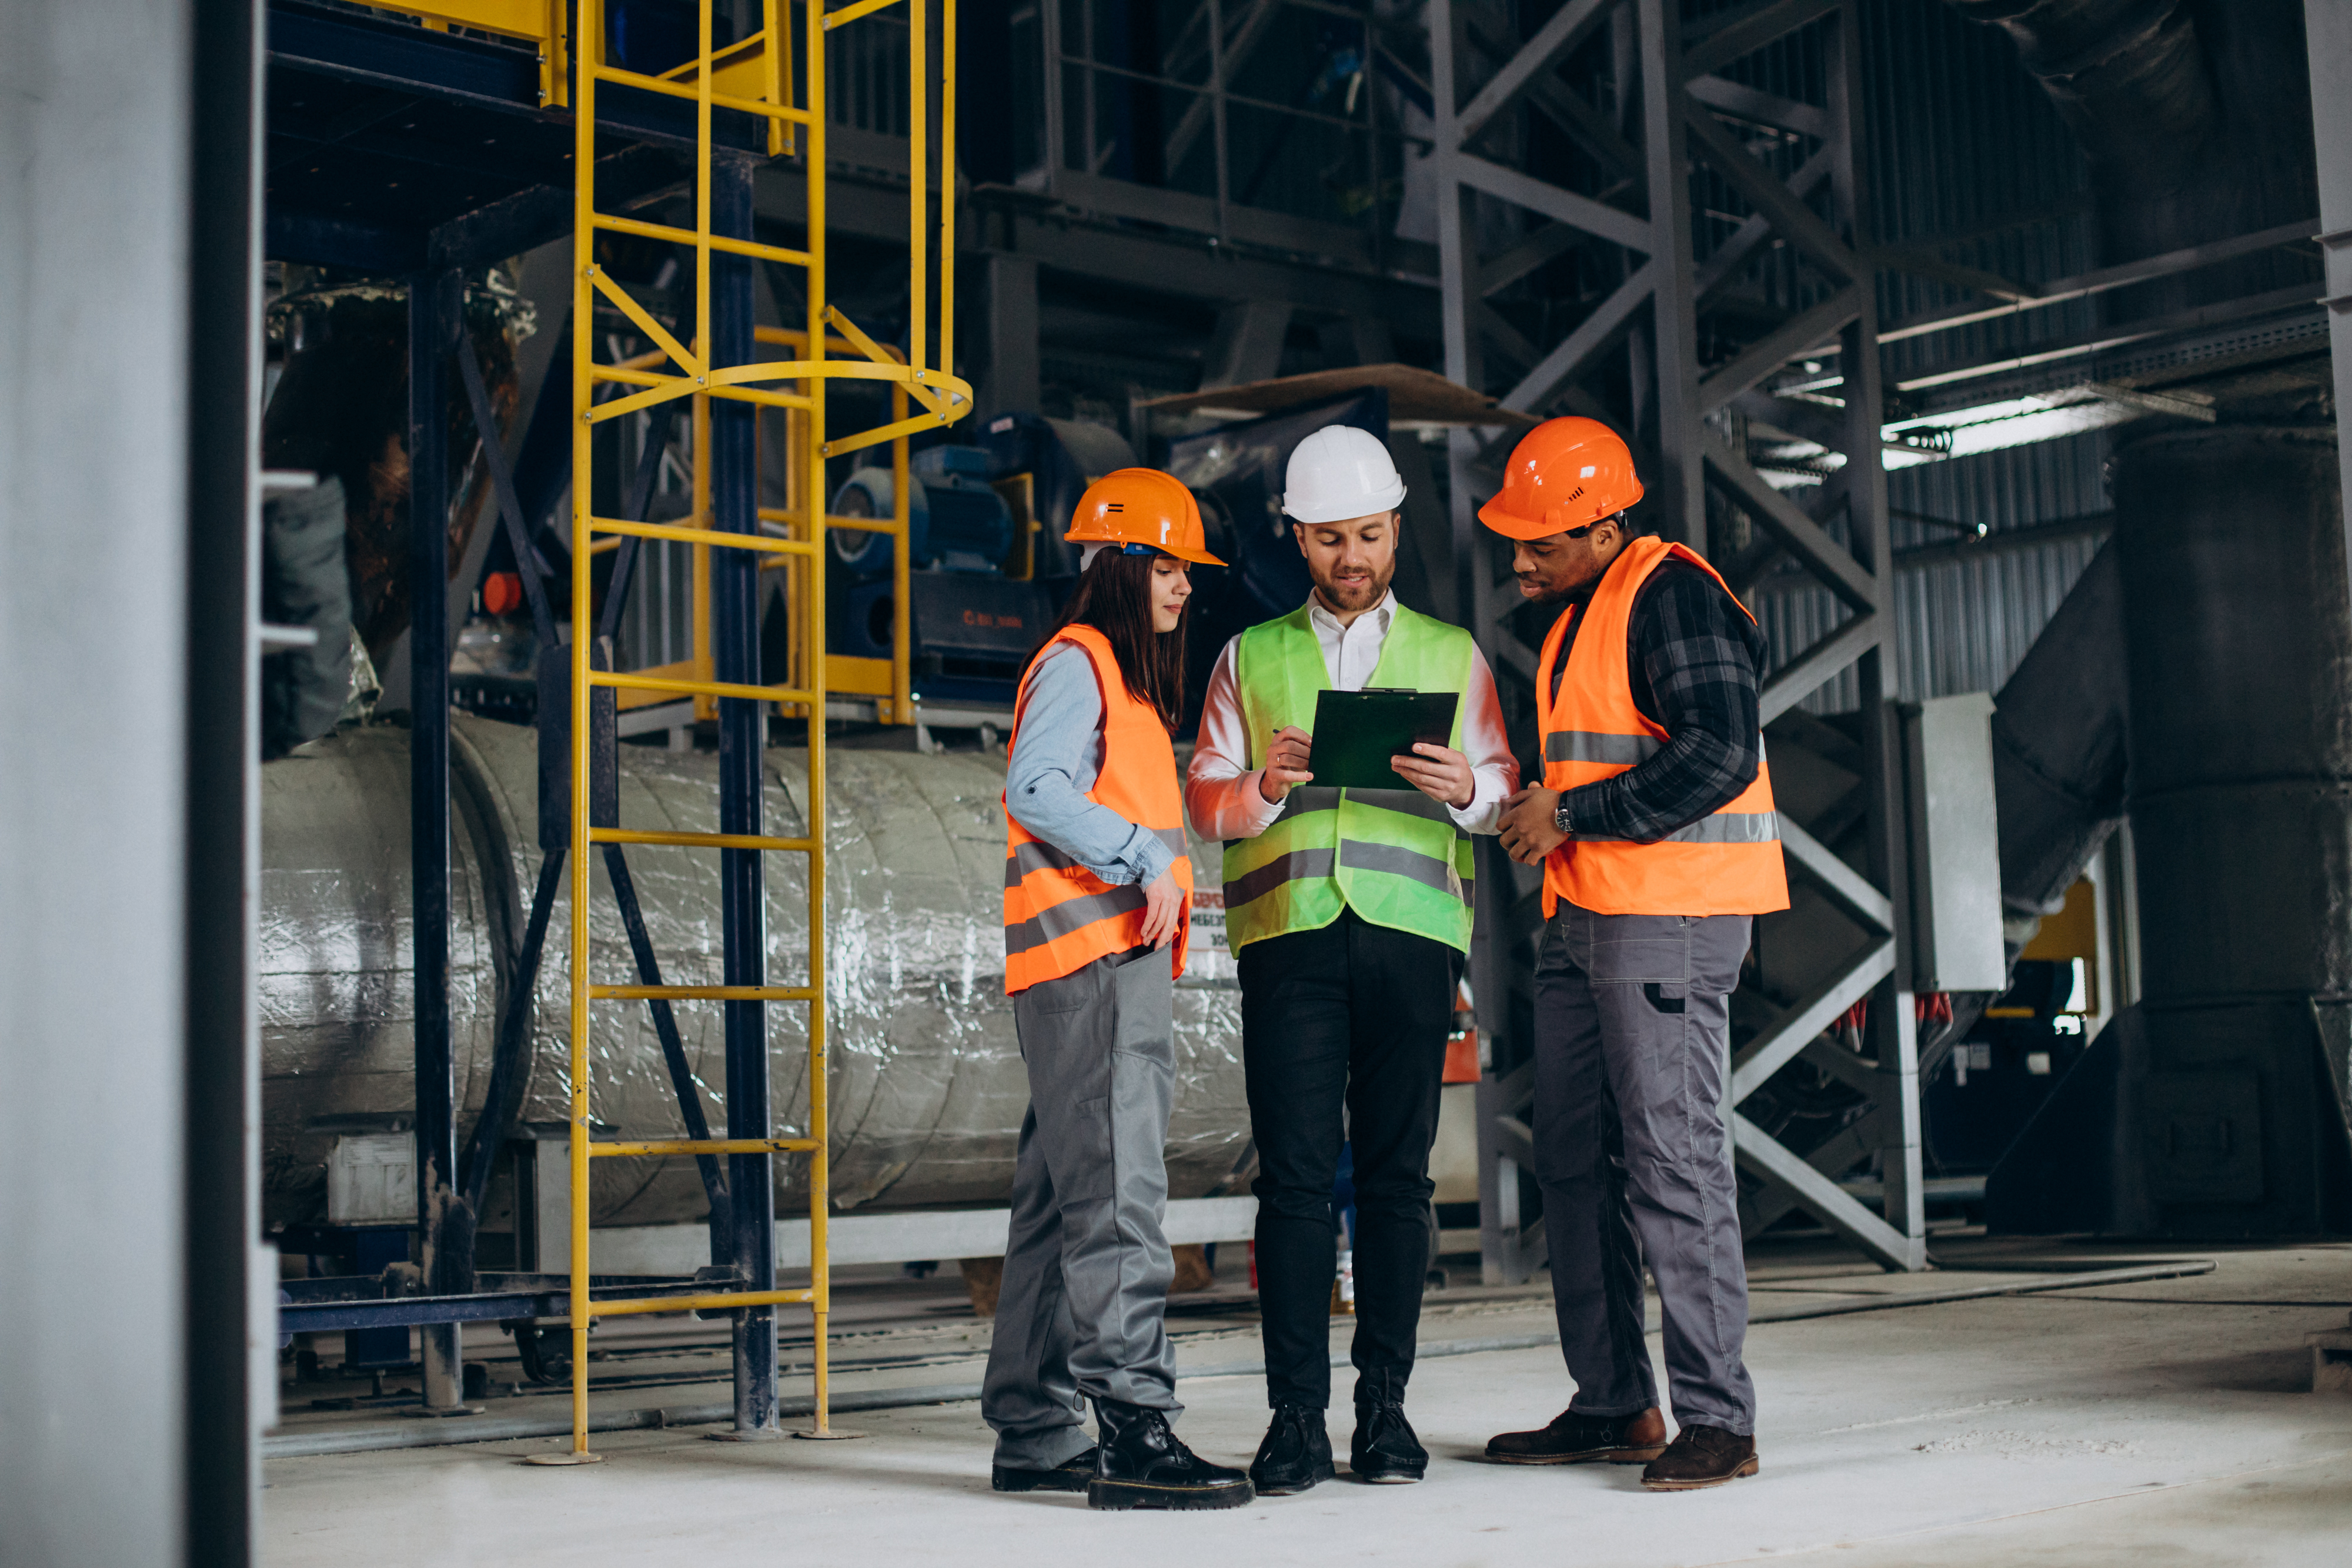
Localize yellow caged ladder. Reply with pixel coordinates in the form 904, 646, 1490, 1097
534, 0, 967, 1464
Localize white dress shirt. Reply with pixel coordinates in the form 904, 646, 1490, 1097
1186, 589, 1519, 841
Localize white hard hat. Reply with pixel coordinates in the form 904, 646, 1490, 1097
1281, 424, 1407, 524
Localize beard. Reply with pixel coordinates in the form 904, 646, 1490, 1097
1315, 564, 1391, 613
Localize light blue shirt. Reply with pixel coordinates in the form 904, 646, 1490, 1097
1005, 642, 1179, 888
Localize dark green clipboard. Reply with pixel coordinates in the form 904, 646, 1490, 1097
1305, 688, 1459, 790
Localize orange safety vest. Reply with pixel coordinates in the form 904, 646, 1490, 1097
1003, 624, 1194, 994
1534, 536, 1789, 919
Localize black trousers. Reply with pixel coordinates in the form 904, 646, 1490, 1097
1238, 908, 1460, 1410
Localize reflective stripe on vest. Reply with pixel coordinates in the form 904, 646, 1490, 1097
1221, 601, 1479, 953
1535, 537, 1789, 918
1001, 626, 1194, 992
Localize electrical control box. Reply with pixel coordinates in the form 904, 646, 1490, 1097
1902, 693, 2007, 992
326, 1132, 416, 1227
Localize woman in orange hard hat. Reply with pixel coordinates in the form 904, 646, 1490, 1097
1480, 417, 1787, 1493
984, 468, 1254, 1512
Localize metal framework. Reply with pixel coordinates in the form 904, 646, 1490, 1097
1028, 0, 1417, 270
1431, 0, 1926, 1278
540, 0, 968, 1463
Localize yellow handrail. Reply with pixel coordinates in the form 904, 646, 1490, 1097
545, 0, 961, 1466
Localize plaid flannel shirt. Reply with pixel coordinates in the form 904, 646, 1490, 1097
1549, 559, 1766, 842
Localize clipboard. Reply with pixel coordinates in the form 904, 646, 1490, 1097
1304, 688, 1459, 791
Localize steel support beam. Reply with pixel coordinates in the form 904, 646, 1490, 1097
1636, 0, 1706, 549
408, 264, 472, 1409
1825, 8, 1923, 1268
1431, 0, 1925, 1280
188, 0, 267, 1557
710, 155, 780, 1438
980, 253, 1041, 419
2304, 0, 2352, 616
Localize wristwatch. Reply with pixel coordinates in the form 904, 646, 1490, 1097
1552, 798, 1576, 838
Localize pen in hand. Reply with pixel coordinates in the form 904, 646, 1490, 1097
1259, 724, 1315, 804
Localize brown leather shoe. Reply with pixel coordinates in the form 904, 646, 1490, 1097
1640, 1424, 1758, 1491
1485, 1406, 1668, 1465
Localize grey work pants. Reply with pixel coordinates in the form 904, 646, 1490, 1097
983, 945, 1181, 1469
1532, 902, 1757, 1436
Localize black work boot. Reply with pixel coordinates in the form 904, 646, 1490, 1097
1248, 1403, 1334, 1495
991, 1446, 1100, 1493
1087, 1399, 1254, 1511
1349, 1374, 1427, 1484
1485, 1406, 1668, 1465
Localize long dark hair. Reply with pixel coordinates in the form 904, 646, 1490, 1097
1033, 549, 1188, 731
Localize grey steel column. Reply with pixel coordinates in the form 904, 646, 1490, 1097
981, 254, 1041, 419
186, 0, 266, 1558
1634, 0, 1704, 549
1828, 2, 1923, 1265
1433, 0, 1532, 1289
2308, 0, 2352, 611
1, 2, 206, 1556
409, 265, 470, 1407
711, 153, 779, 1437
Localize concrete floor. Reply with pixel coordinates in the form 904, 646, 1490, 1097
261, 1238, 2352, 1566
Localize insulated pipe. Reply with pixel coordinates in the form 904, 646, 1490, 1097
259, 716, 1251, 1233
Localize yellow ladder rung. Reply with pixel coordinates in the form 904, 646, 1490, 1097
589, 983, 819, 1002
757, 506, 903, 535
590, 514, 818, 557
824, 0, 906, 31
591, 827, 816, 852
588, 1288, 818, 1320
592, 211, 813, 269
590, 1137, 820, 1157
589, 668, 813, 705
589, 63, 814, 124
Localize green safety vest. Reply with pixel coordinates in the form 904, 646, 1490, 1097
1223, 601, 1478, 954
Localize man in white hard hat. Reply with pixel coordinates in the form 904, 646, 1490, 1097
1186, 424, 1517, 1493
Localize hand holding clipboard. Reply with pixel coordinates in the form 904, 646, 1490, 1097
1259, 690, 1475, 809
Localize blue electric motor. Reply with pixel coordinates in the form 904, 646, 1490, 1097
830, 444, 1015, 577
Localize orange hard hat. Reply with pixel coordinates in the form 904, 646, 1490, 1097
1478, 416, 1644, 540
1065, 467, 1225, 566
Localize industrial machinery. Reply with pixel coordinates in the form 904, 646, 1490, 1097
828, 445, 1043, 704
824, 415, 1144, 710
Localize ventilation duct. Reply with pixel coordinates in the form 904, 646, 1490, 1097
1943, 0, 2218, 178
1947, 0, 2351, 1232
1990, 541, 2128, 925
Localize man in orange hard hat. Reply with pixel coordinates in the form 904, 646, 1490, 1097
1479, 416, 1788, 1492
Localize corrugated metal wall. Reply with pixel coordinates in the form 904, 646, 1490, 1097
1753, 514, 2109, 710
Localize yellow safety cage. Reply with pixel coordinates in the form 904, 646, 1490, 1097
441, 0, 972, 1463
